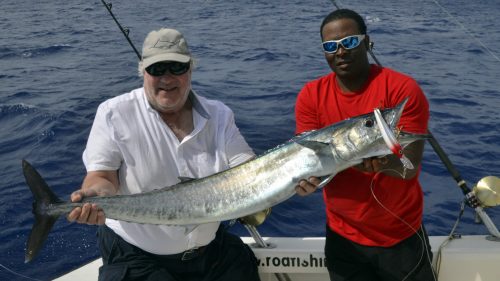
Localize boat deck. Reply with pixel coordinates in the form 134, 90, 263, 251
54, 235, 500, 281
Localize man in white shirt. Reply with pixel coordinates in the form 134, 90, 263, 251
67, 28, 260, 281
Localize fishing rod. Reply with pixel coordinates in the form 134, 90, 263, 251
101, 0, 141, 60
328, 0, 473, 199
369, 55, 476, 200
101, 0, 499, 239
329, 0, 382, 66
99, 1, 295, 275
329, 0, 500, 239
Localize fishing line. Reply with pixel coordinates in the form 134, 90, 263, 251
328, 0, 484, 222
429, 0, 500, 63
329, 0, 384, 65
0, 263, 43, 281
370, 170, 437, 281
326, 2, 450, 279
2, 3, 137, 280
434, 200, 465, 276
329, 0, 341, 9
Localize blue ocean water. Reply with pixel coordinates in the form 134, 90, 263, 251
1, 0, 499, 280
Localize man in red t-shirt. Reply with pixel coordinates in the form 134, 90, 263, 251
294, 9, 436, 281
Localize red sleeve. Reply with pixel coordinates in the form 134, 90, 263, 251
295, 82, 320, 135
393, 77, 429, 134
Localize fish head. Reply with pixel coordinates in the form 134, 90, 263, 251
327, 98, 413, 165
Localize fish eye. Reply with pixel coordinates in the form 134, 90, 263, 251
365, 118, 374, 127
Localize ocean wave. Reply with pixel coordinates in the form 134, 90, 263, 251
1, 0, 500, 279
465, 48, 485, 55
428, 97, 479, 107
0, 47, 16, 60
0, 74, 16, 80
0, 103, 38, 116
18, 44, 73, 58
242, 49, 291, 62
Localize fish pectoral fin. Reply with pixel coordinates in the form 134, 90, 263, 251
184, 224, 200, 235
316, 174, 335, 189
296, 140, 330, 151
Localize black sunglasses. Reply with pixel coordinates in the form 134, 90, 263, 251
145, 62, 190, 76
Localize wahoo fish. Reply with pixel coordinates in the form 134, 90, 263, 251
23, 99, 428, 262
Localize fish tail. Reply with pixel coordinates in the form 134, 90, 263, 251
22, 160, 63, 263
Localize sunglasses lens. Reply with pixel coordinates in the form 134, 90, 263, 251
169, 62, 190, 75
341, 36, 361, 49
146, 63, 167, 76
146, 62, 190, 76
322, 41, 338, 53
322, 35, 364, 54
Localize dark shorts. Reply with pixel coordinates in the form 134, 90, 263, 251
97, 225, 260, 281
324, 226, 436, 281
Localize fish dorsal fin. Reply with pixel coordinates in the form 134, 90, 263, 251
151, 177, 194, 194
178, 176, 196, 183
291, 130, 316, 141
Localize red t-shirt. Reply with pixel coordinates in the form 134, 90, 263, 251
295, 65, 429, 247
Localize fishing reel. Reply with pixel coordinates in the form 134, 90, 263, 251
466, 176, 500, 241
238, 208, 274, 249
239, 208, 272, 226
472, 176, 500, 208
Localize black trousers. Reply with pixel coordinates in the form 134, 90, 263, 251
97, 225, 260, 281
325, 226, 436, 281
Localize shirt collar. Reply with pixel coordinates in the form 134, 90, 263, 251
188, 90, 211, 119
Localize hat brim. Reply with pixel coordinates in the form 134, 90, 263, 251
143, 53, 191, 69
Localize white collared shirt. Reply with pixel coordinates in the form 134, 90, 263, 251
83, 88, 254, 254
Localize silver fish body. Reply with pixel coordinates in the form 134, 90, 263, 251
23, 98, 427, 261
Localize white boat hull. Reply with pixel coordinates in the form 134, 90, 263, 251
54, 235, 500, 281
